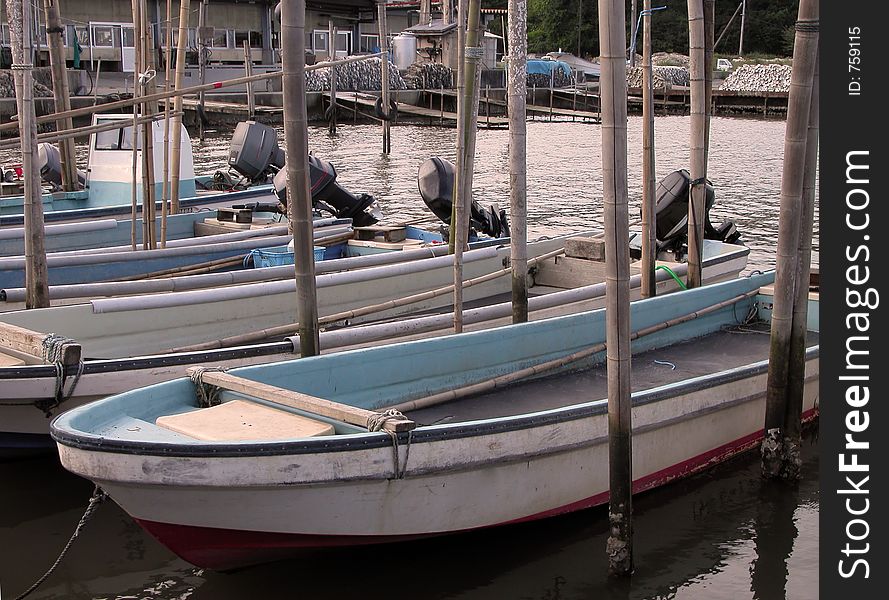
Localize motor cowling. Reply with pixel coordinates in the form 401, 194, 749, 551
417, 156, 509, 239
37, 143, 86, 189
227, 121, 285, 183
273, 156, 380, 227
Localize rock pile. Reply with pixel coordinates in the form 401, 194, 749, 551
719, 64, 792, 92
626, 65, 690, 88
0, 70, 55, 98
403, 62, 453, 89
305, 57, 409, 92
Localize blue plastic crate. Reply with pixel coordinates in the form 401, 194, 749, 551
250, 246, 324, 268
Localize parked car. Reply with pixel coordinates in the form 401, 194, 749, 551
717, 58, 733, 71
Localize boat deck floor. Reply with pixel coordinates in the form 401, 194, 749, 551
406, 324, 819, 426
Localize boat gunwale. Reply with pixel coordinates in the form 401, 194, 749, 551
49, 344, 819, 459
0, 243, 750, 380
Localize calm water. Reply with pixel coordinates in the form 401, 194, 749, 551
0, 117, 819, 599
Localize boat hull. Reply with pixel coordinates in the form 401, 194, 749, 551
55, 338, 818, 569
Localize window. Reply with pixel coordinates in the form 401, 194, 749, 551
75, 26, 90, 46
312, 31, 328, 53
1, 24, 9, 45
122, 27, 135, 48
234, 31, 250, 48
92, 26, 116, 48
249, 31, 263, 49
359, 34, 379, 53
94, 121, 140, 151
335, 32, 350, 54
211, 29, 229, 49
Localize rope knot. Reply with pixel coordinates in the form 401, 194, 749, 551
365, 408, 407, 432
366, 409, 412, 480
37, 334, 84, 417
190, 366, 229, 407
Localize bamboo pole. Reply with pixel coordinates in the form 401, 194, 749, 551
703, 0, 714, 154
598, 0, 633, 577
140, 0, 157, 250
387, 289, 760, 413
41, 0, 77, 192
452, 0, 483, 333
507, 0, 528, 323
327, 20, 337, 135
169, 0, 191, 214
161, 0, 173, 247
449, 0, 466, 254
281, 0, 320, 357
197, 0, 207, 142
0, 53, 386, 134
0, 112, 174, 150
130, 0, 143, 252
629, 0, 637, 66
761, 0, 818, 480
6, 0, 49, 308
243, 40, 256, 120
376, 1, 391, 154
686, 0, 706, 289
739, 0, 747, 56
783, 54, 818, 482
640, 0, 656, 298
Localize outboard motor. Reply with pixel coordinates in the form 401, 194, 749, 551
227, 121, 285, 183
37, 143, 86, 189
417, 156, 510, 239
273, 156, 380, 227
651, 169, 741, 252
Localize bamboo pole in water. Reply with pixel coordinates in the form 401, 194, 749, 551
328, 20, 337, 135
376, 1, 391, 154
129, 0, 143, 251
762, 0, 818, 480
640, 0, 656, 298
281, 0, 320, 357
452, 0, 483, 333
703, 0, 714, 156
243, 40, 256, 120
161, 0, 173, 246
140, 0, 157, 250
449, 0, 466, 254
197, 0, 207, 141
784, 55, 818, 482
0, 112, 174, 150
6, 0, 49, 308
598, 0, 633, 577
507, 0, 528, 323
42, 0, 78, 192
686, 0, 706, 289
169, 0, 191, 214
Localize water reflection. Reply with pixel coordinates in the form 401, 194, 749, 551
0, 432, 817, 599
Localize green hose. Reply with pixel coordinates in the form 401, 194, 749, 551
655, 265, 688, 290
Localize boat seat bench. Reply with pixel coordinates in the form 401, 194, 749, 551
184, 367, 416, 433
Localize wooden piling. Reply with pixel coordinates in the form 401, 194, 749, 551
686, 0, 706, 289
140, 0, 157, 250
598, 0, 633, 576
640, 0, 656, 298
376, 1, 391, 154
327, 21, 337, 134
42, 0, 78, 192
762, 0, 818, 479
169, 0, 191, 214
129, 0, 143, 251
703, 0, 715, 156
243, 40, 256, 120
197, 0, 208, 142
6, 0, 50, 308
783, 55, 818, 481
161, 0, 173, 246
507, 0, 528, 323
281, 0, 320, 357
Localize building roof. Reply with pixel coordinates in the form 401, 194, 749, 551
404, 19, 457, 36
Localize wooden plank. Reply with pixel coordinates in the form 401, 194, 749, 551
534, 255, 640, 289
0, 322, 80, 365
156, 399, 335, 441
188, 368, 416, 432
0, 350, 26, 367
564, 237, 606, 261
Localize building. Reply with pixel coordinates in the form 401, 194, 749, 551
1, 0, 427, 73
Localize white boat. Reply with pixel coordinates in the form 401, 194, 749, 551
0, 235, 749, 452
51, 272, 819, 570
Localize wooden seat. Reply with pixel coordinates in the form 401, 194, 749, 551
156, 399, 335, 441
0, 350, 26, 367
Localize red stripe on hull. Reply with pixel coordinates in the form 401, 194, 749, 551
136, 408, 819, 570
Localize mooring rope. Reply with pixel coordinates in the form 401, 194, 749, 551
367, 409, 412, 479
189, 366, 229, 407
14, 486, 108, 600
37, 334, 85, 416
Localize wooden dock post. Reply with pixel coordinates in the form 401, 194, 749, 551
42, 0, 78, 192
327, 21, 337, 134
507, 0, 528, 323
281, 0, 320, 357
599, 0, 633, 576
376, 1, 391, 154
243, 40, 256, 121
762, 0, 818, 480
5, 0, 50, 308
170, 0, 191, 214
686, 0, 706, 289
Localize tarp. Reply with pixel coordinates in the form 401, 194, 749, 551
526, 59, 573, 77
